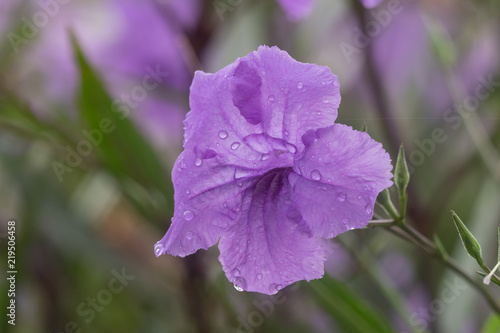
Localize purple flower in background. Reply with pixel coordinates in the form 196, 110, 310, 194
359, 0, 383, 9
276, 0, 314, 21
155, 46, 392, 294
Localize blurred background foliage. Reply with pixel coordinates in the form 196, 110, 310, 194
0, 0, 499, 332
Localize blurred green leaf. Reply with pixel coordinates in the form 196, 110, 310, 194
433, 234, 449, 260
309, 275, 395, 333
451, 211, 484, 267
72, 37, 174, 221
480, 315, 500, 333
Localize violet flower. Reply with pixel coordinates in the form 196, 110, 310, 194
155, 46, 393, 294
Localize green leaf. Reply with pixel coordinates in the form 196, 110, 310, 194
394, 144, 410, 195
309, 275, 395, 333
480, 315, 500, 333
71, 36, 174, 221
451, 211, 483, 266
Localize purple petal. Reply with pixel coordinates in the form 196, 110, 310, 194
218, 169, 325, 294
290, 124, 393, 238
230, 59, 264, 125
276, 0, 314, 21
155, 150, 259, 257
184, 46, 340, 170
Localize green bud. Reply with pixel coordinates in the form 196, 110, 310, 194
394, 145, 410, 194
451, 211, 483, 266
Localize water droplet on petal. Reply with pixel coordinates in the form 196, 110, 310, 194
323, 98, 329, 103
343, 219, 349, 227
321, 81, 326, 86
183, 210, 194, 221
194, 157, 202, 167
261, 153, 270, 161
232, 268, 241, 276
337, 192, 346, 202
297, 82, 303, 89
286, 143, 297, 154
310, 169, 322, 181
268, 283, 282, 295
357, 195, 362, 200
333, 81, 339, 87
316, 111, 322, 115
186, 231, 193, 240
365, 204, 373, 215
218, 130, 228, 139
234, 277, 246, 291
231, 142, 240, 150
179, 249, 186, 257
186, 189, 191, 195
268, 95, 275, 102
257, 273, 262, 280
154, 243, 164, 257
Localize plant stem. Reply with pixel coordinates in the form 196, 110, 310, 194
370, 222, 500, 315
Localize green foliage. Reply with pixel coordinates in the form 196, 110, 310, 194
309, 275, 395, 333
72, 37, 174, 222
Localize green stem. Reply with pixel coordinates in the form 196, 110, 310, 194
374, 223, 500, 315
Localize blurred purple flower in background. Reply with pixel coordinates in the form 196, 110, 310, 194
276, 0, 314, 21
359, 0, 383, 9
155, 46, 393, 294
6, 0, 200, 149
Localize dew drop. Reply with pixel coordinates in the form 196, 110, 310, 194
333, 81, 339, 87
321, 81, 326, 86
268, 283, 282, 295
186, 231, 193, 240
316, 111, 322, 115
218, 130, 228, 139
183, 210, 194, 221
337, 192, 346, 202
154, 243, 164, 257
310, 169, 322, 181
179, 250, 186, 257
323, 98, 329, 103
357, 195, 362, 200
234, 277, 247, 291
186, 189, 191, 195
297, 82, 303, 89
261, 153, 270, 161
268, 95, 275, 102
231, 142, 240, 150
342, 219, 349, 227
365, 204, 373, 215
194, 157, 202, 167
257, 273, 263, 280
286, 143, 297, 154
232, 268, 241, 276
